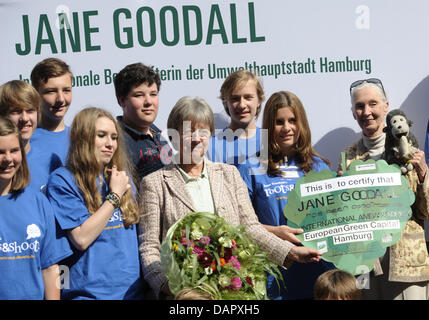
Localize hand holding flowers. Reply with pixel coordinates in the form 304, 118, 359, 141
161, 212, 282, 300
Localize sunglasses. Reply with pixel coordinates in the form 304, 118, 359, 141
349, 78, 386, 96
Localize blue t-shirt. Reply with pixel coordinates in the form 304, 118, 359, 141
27, 127, 70, 193
46, 167, 143, 300
207, 127, 261, 167
238, 156, 335, 300
0, 188, 72, 300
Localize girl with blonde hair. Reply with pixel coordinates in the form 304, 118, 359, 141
0, 117, 71, 299
46, 107, 142, 299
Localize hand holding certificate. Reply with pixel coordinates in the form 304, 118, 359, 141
285, 159, 414, 275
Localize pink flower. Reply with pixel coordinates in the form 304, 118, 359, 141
180, 237, 191, 246
229, 277, 242, 291
231, 239, 238, 250
199, 236, 211, 246
192, 246, 206, 257
229, 255, 241, 270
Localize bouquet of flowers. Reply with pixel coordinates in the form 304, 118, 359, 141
160, 212, 282, 300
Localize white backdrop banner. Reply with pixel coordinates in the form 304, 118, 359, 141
1, 0, 429, 168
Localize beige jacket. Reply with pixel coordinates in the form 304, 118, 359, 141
339, 138, 429, 282
137, 159, 294, 296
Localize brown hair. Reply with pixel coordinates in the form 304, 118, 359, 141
0, 117, 30, 193
67, 107, 139, 227
220, 69, 264, 118
262, 91, 331, 176
314, 269, 361, 300
30, 58, 73, 91
0, 80, 42, 123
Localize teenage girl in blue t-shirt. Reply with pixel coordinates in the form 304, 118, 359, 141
46, 107, 143, 300
208, 69, 265, 167
0, 117, 72, 299
238, 91, 335, 300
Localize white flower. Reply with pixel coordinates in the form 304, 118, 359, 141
191, 230, 203, 240
218, 274, 231, 288
204, 267, 213, 275
219, 237, 232, 248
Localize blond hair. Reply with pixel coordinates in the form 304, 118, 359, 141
220, 69, 264, 118
67, 107, 139, 227
0, 80, 42, 124
0, 117, 30, 193
174, 288, 212, 300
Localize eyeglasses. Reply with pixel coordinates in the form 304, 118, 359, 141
182, 128, 211, 140
349, 78, 386, 96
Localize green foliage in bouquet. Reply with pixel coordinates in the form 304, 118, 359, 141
161, 212, 282, 300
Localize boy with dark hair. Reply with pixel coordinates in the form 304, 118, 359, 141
114, 62, 172, 183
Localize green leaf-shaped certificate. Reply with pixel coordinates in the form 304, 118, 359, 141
285, 159, 414, 275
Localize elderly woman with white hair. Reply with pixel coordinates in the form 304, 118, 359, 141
339, 78, 429, 300
138, 96, 323, 298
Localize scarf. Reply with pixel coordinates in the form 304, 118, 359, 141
362, 133, 385, 160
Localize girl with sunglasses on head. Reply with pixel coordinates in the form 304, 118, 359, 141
46, 107, 143, 300
0, 117, 72, 299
